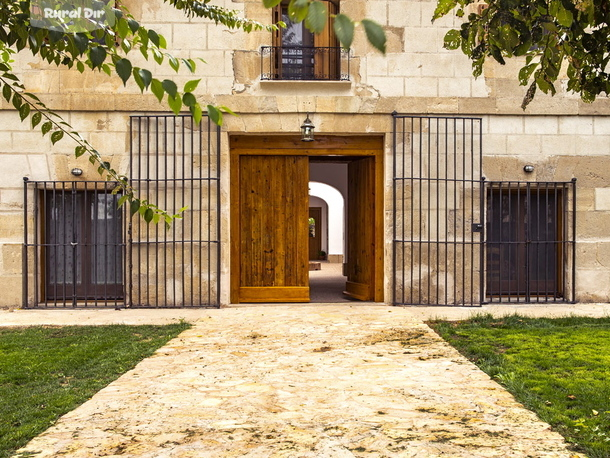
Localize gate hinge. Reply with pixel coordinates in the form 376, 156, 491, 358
472, 223, 483, 233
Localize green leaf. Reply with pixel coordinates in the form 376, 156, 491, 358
18, 102, 30, 121
191, 103, 203, 124
182, 92, 197, 107
168, 94, 182, 114
556, 5, 574, 27
128, 19, 140, 34
218, 105, 238, 117
73, 33, 89, 54
333, 14, 354, 49
444, 29, 462, 50
361, 19, 386, 54
75, 145, 87, 158
207, 105, 222, 126
138, 69, 152, 89
288, 0, 309, 23
11, 93, 22, 110
90, 47, 107, 69
184, 79, 201, 93
144, 208, 154, 223
31, 112, 42, 129
148, 29, 161, 47
117, 194, 129, 208
518, 63, 538, 86
132, 68, 145, 92
169, 56, 179, 72
433, 0, 458, 21
130, 199, 140, 216
115, 58, 132, 85
51, 130, 64, 145
263, 0, 282, 7
182, 58, 196, 73
151, 79, 164, 102
2, 83, 11, 103
77, 61, 85, 73
117, 17, 130, 39
41, 121, 53, 136
162, 79, 178, 98
305, 1, 327, 34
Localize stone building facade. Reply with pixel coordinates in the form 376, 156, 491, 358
1, 0, 610, 308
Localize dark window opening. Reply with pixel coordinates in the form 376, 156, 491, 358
44, 188, 123, 301
486, 183, 572, 302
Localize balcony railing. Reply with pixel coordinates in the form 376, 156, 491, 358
260, 46, 350, 81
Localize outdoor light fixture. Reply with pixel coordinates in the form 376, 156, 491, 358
71, 168, 83, 176
523, 164, 535, 173
301, 113, 315, 142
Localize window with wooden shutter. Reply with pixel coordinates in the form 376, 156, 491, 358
270, 0, 340, 80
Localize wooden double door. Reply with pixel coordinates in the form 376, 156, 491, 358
230, 135, 383, 303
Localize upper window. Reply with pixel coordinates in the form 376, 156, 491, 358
261, 0, 348, 81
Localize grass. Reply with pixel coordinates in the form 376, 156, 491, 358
428, 314, 610, 458
0, 323, 190, 458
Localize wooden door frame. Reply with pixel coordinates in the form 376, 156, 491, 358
230, 134, 384, 303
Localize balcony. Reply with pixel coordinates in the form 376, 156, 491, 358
260, 46, 350, 82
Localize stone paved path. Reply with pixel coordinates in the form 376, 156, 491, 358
14, 305, 583, 457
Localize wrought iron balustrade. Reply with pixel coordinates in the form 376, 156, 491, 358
260, 46, 350, 81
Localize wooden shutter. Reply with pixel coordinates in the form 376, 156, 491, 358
314, 1, 339, 79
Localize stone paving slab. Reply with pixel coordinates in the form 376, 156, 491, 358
14, 305, 583, 457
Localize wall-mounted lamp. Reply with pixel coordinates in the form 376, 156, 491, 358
71, 168, 83, 176
301, 113, 315, 142
523, 164, 535, 173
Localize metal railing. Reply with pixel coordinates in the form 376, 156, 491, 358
260, 46, 350, 81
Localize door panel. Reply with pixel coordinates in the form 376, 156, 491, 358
238, 155, 309, 302
345, 157, 375, 300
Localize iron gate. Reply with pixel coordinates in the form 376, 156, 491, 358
393, 114, 484, 306
128, 115, 221, 307
23, 114, 221, 308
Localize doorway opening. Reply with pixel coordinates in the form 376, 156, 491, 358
308, 163, 350, 302
229, 135, 384, 304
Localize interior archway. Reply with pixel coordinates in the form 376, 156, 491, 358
309, 181, 344, 261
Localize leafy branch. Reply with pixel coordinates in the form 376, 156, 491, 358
0, 65, 185, 228
433, 0, 610, 108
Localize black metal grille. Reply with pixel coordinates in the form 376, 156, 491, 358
23, 180, 127, 308
128, 115, 221, 308
260, 46, 350, 81
393, 115, 484, 306
485, 180, 576, 303
23, 114, 221, 308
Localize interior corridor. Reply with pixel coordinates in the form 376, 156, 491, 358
309, 262, 352, 303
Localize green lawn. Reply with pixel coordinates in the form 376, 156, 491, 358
0, 323, 190, 458
428, 314, 610, 458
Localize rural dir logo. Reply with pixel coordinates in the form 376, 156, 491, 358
31, 1, 116, 33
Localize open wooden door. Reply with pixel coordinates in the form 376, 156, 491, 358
345, 157, 376, 301
237, 155, 310, 302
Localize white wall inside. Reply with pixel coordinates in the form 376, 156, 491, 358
309, 182, 344, 257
